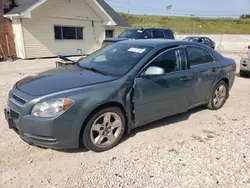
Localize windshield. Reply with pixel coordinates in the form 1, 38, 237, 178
118, 29, 144, 39
78, 43, 152, 77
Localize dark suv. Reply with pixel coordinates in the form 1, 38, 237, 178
102, 28, 175, 47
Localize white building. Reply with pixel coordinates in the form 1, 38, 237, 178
4, 0, 130, 59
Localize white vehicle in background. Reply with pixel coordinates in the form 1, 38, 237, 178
240, 45, 250, 77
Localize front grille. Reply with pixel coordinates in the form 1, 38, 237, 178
12, 94, 26, 105
10, 109, 20, 120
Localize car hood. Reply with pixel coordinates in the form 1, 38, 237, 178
16, 65, 116, 96
103, 38, 130, 43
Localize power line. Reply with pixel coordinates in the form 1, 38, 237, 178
111, 5, 244, 17
105, 0, 247, 16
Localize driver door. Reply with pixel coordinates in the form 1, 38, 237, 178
133, 47, 194, 125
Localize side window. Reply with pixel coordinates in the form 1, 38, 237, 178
187, 47, 214, 66
149, 48, 188, 73
153, 30, 165, 38
163, 30, 174, 39
142, 30, 153, 39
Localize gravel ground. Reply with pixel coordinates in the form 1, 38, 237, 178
0, 54, 249, 188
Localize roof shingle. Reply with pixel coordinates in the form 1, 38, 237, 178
5, 0, 39, 15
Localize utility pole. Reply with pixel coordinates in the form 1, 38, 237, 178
190, 14, 196, 34
127, 0, 130, 14
248, 0, 250, 13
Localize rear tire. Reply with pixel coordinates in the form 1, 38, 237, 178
206, 81, 228, 110
82, 107, 126, 152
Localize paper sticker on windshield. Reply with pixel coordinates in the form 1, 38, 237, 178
128, 48, 146, 53
137, 30, 143, 33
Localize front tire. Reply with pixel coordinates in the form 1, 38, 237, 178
82, 107, 126, 152
206, 81, 228, 110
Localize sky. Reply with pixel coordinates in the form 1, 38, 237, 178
105, 0, 250, 18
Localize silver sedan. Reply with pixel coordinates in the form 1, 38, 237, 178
240, 46, 250, 77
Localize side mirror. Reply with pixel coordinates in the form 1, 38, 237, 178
143, 66, 165, 76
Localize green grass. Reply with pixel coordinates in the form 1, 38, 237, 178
120, 13, 250, 34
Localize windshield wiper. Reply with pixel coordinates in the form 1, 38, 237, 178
82, 66, 109, 76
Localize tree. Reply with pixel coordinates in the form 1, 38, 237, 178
240, 14, 250, 19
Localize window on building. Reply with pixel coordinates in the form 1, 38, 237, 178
105, 30, 114, 38
54, 26, 83, 40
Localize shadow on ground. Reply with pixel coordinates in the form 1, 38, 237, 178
128, 106, 206, 137
236, 72, 250, 78
57, 106, 207, 153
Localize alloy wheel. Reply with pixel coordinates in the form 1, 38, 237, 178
213, 85, 227, 108
90, 112, 123, 148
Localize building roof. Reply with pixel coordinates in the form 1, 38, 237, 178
5, 0, 40, 15
4, 0, 130, 27
96, 0, 130, 27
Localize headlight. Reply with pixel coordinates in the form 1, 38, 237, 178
31, 98, 74, 118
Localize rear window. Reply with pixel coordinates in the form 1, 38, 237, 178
188, 37, 200, 42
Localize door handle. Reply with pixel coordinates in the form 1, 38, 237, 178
180, 76, 192, 82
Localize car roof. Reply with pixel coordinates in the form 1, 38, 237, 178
187, 36, 212, 39
186, 36, 201, 39
125, 28, 172, 31
118, 39, 199, 47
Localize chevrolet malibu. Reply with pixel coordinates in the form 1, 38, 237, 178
4, 39, 236, 152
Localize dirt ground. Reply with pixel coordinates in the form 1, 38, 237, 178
0, 54, 249, 188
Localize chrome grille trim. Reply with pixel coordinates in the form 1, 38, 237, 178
12, 94, 26, 105
9, 93, 27, 107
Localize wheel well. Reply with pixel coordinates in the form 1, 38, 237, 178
219, 78, 229, 88
78, 102, 127, 147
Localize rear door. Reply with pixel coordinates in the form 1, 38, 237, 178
187, 46, 220, 106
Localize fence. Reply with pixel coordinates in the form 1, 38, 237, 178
0, 16, 16, 60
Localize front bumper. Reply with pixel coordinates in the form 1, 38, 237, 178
4, 90, 81, 150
